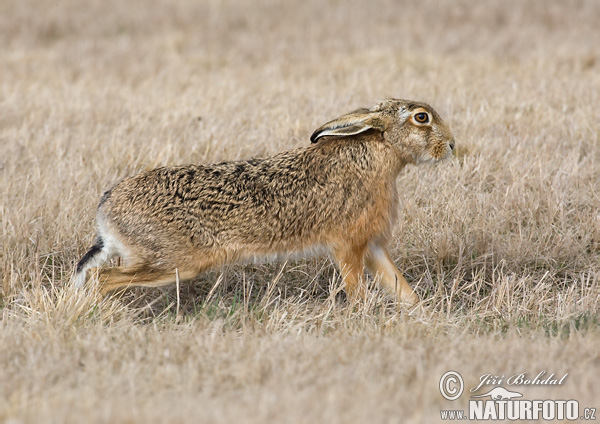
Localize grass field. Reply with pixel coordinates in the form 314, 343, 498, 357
1, 0, 599, 422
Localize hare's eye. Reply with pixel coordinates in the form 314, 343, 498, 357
414, 112, 429, 124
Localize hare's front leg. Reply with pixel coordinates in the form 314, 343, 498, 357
365, 244, 419, 304
334, 246, 368, 301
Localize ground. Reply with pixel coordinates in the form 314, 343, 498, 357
1, 0, 599, 423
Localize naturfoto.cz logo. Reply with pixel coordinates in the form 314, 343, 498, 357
439, 370, 597, 421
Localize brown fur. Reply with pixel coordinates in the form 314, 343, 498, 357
74, 99, 455, 303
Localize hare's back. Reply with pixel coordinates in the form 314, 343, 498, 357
97, 154, 325, 246
96, 143, 386, 254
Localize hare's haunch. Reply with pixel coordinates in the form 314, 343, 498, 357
74, 99, 455, 303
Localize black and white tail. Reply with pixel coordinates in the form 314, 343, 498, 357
73, 236, 108, 288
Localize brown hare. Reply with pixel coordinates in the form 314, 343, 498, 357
74, 99, 455, 303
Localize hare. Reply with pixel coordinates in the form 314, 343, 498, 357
73, 99, 455, 303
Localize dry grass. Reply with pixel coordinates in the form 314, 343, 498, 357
1, 0, 599, 422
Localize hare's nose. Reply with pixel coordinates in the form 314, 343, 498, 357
449, 139, 455, 150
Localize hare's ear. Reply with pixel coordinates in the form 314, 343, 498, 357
310, 110, 388, 143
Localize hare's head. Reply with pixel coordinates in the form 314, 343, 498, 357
311, 99, 455, 164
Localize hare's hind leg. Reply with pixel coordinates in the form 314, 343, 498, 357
96, 264, 159, 296
334, 245, 368, 301
365, 244, 419, 304
96, 264, 197, 296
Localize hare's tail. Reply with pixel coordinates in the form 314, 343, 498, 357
73, 235, 109, 288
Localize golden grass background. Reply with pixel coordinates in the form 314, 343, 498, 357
1, 0, 599, 422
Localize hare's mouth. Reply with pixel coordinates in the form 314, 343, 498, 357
415, 153, 438, 165
417, 147, 453, 164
